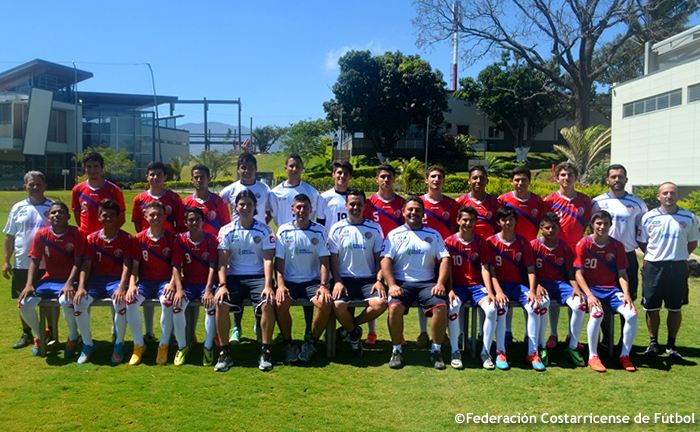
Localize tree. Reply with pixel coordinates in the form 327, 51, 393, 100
553, 125, 611, 185
412, 0, 698, 130
169, 154, 191, 181
252, 125, 288, 153
324, 50, 448, 159
390, 157, 426, 194
280, 118, 332, 161
456, 55, 562, 161
74, 146, 135, 183
194, 150, 235, 182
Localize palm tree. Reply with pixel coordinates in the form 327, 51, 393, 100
554, 125, 611, 184
391, 157, 425, 195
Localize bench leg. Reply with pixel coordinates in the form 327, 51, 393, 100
326, 310, 337, 359
39, 306, 47, 357
460, 304, 468, 353
185, 306, 196, 346
608, 313, 616, 358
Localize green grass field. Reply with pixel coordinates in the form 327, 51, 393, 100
1, 190, 699, 431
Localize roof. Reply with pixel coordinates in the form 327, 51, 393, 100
0, 59, 93, 92
78, 91, 178, 110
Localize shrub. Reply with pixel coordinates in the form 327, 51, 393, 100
443, 175, 469, 193
633, 185, 660, 211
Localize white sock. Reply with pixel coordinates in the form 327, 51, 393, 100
537, 296, 550, 349
393, 344, 402, 353
481, 301, 497, 355
144, 305, 155, 335
549, 302, 561, 338
447, 299, 462, 353
173, 299, 189, 350
587, 306, 603, 358
524, 302, 540, 355
113, 300, 127, 344
126, 295, 145, 346
418, 310, 428, 333
73, 295, 94, 346
617, 304, 638, 357
58, 294, 79, 342
159, 295, 174, 345
565, 296, 585, 349
204, 304, 217, 350
18, 296, 42, 337
368, 319, 376, 333
496, 306, 507, 353
431, 342, 441, 353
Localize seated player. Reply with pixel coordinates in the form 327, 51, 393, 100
178, 206, 218, 366
329, 189, 387, 356
17, 202, 83, 358
446, 206, 503, 370
530, 212, 586, 367
381, 197, 451, 370
74, 199, 135, 364
214, 190, 277, 372
488, 206, 549, 371
275, 194, 332, 364
574, 210, 638, 373
126, 201, 184, 366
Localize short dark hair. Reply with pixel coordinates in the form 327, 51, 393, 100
458, 206, 478, 219
426, 165, 446, 178
469, 165, 487, 176
404, 195, 425, 210
50, 201, 70, 214
376, 164, 395, 177
606, 164, 627, 177
286, 153, 304, 166
540, 211, 560, 226
495, 205, 517, 222
237, 152, 257, 168
98, 199, 121, 216
590, 210, 612, 226
184, 206, 205, 220
554, 161, 578, 179
510, 166, 531, 180
331, 160, 353, 175
293, 193, 312, 206
146, 161, 168, 175
191, 163, 211, 178
347, 189, 366, 201
145, 200, 165, 213
82, 151, 105, 167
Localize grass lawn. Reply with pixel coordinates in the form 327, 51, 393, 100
1, 190, 699, 431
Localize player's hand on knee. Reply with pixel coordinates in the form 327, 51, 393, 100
261, 286, 275, 303
275, 286, 289, 305
316, 287, 332, 304
587, 296, 602, 311
332, 282, 346, 301
448, 290, 459, 305
214, 286, 229, 304
372, 281, 387, 299
388, 284, 403, 298
431, 284, 446, 297
73, 288, 87, 306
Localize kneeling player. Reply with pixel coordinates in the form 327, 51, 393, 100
74, 199, 135, 364
18, 202, 83, 358
574, 210, 637, 372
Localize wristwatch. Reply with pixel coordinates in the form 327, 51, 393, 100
320, 281, 330, 288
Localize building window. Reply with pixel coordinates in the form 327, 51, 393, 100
47, 109, 67, 143
0, 104, 10, 138
689, 83, 700, 103
456, 125, 469, 135
623, 89, 682, 118
488, 126, 500, 138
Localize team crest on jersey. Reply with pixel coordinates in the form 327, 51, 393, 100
425, 237, 433, 243
486, 211, 493, 219
556, 257, 564, 266
165, 205, 173, 215
626, 206, 634, 212
394, 209, 401, 218
256, 193, 261, 199
442, 211, 450, 220
202, 252, 210, 260
65, 243, 74, 252
515, 252, 522, 261
606, 253, 615, 262
163, 248, 171, 257
531, 209, 539, 217
471, 252, 479, 260
311, 237, 319, 245
115, 249, 123, 258
208, 211, 216, 220
577, 207, 585, 215
364, 232, 373, 239
679, 221, 687, 229
253, 236, 262, 244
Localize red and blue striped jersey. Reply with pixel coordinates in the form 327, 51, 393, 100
182, 193, 231, 237
83, 229, 136, 278
446, 233, 492, 287
487, 233, 535, 284
179, 231, 218, 284
574, 235, 628, 289
456, 193, 502, 240
498, 192, 543, 240
135, 229, 182, 281
543, 191, 592, 246
530, 238, 574, 282
29, 226, 84, 280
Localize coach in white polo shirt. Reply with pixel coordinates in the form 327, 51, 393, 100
637, 182, 700, 360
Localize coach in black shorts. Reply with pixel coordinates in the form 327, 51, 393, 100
638, 183, 700, 360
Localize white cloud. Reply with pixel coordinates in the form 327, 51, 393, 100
323, 40, 389, 72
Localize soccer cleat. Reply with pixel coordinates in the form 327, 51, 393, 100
215, 350, 234, 372
203, 347, 214, 366
64, 339, 78, 359
430, 351, 446, 370
156, 344, 169, 365
416, 332, 430, 348
450, 351, 464, 369
144, 333, 158, 345
505, 331, 513, 347
365, 331, 377, 346
545, 335, 558, 349
174, 346, 189, 366
112, 343, 124, 365
496, 350, 510, 370
565, 335, 585, 350
13, 332, 33, 349
78, 344, 96, 364
539, 348, 549, 366
567, 347, 585, 367
666, 347, 683, 360
389, 349, 403, 369
129, 344, 146, 365
284, 344, 300, 364
349, 327, 363, 356
618, 355, 636, 372
32, 337, 41, 356
230, 326, 241, 345
481, 352, 495, 370
644, 341, 660, 357
258, 350, 273, 372
527, 353, 546, 372
298, 342, 317, 363
588, 355, 607, 373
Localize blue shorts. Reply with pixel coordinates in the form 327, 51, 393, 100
453, 284, 488, 306
87, 276, 121, 299
334, 277, 381, 302
540, 281, 575, 305
589, 286, 625, 311
388, 280, 447, 316
183, 283, 208, 301
35, 279, 76, 299
137, 279, 170, 299
500, 282, 530, 307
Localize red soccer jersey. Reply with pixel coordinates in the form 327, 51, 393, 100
487, 233, 535, 284
531, 238, 574, 282
420, 194, 458, 239
132, 190, 186, 233
83, 229, 136, 278
135, 229, 182, 281
498, 192, 543, 240
179, 231, 218, 284
71, 180, 126, 236
574, 235, 628, 289
543, 191, 592, 246
29, 226, 84, 281
182, 193, 231, 236
456, 193, 502, 240
364, 193, 405, 238
445, 233, 492, 287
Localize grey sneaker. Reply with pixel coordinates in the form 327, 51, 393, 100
258, 350, 273, 371
644, 341, 660, 357
214, 351, 234, 372
284, 344, 300, 364
666, 347, 683, 360
389, 349, 403, 369
349, 327, 363, 356
450, 351, 464, 369
481, 352, 495, 370
430, 351, 446, 370
298, 341, 317, 363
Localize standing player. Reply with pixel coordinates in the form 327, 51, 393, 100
178, 206, 218, 366
214, 190, 277, 371
275, 194, 332, 364
381, 197, 451, 369
498, 167, 542, 241
574, 210, 637, 372
457, 165, 502, 239
329, 189, 387, 356
543, 162, 591, 246
126, 201, 184, 366
446, 206, 503, 369
71, 150, 126, 236
270, 153, 321, 227
17, 202, 83, 358
182, 163, 231, 237
74, 199, 135, 364
531, 212, 586, 366
3, 171, 53, 349
638, 182, 699, 360
317, 160, 353, 230
362, 164, 405, 345
488, 206, 549, 371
